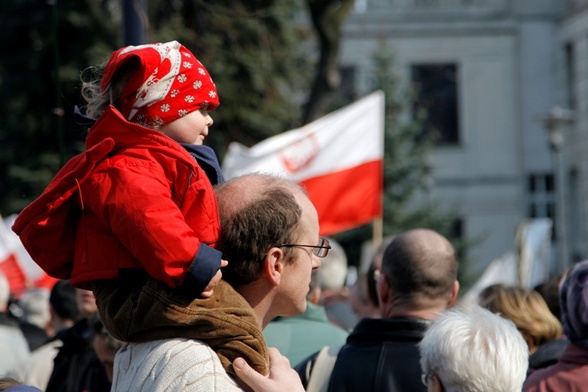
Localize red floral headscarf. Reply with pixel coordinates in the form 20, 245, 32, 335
101, 40, 219, 127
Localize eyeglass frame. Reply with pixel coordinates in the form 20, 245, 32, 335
277, 238, 331, 258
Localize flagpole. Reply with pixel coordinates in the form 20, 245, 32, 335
372, 152, 384, 247
372, 216, 383, 247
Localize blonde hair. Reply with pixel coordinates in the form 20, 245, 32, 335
80, 65, 109, 120
479, 284, 562, 352
80, 57, 143, 125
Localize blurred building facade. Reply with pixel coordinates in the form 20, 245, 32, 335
340, 0, 586, 276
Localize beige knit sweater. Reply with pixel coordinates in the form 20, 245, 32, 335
111, 338, 245, 392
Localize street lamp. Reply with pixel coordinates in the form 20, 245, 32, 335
543, 106, 574, 274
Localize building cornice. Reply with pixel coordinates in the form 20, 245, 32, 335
343, 19, 518, 38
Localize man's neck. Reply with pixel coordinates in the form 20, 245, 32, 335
234, 282, 272, 329
381, 302, 447, 321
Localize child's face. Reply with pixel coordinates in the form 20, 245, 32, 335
159, 105, 213, 145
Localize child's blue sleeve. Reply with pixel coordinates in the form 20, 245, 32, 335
180, 244, 223, 296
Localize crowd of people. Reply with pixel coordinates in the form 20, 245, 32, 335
1, 39, 587, 392
3, 224, 588, 391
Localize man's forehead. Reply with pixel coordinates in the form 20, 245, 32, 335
295, 192, 319, 234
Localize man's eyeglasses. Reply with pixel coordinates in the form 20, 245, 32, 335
277, 238, 331, 258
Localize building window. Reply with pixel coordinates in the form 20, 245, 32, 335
569, 168, 584, 261
449, 218, 464, 260
333, 66, 357, 107
527, 172, 555, 231
564, 42, 575, 110
411, 63, 459, 145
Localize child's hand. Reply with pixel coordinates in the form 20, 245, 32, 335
200, 259, 228, 298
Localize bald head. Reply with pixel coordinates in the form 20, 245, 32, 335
380, 229, 458, 307
217, 173, 304, 213
215, 173, 306, 218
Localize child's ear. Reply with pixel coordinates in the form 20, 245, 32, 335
263, 247, 284, 287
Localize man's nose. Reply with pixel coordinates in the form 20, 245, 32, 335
312, 255, 321, 269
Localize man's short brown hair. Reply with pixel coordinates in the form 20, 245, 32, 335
215, 174, 304, 286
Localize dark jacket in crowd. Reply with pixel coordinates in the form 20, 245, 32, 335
296, 317, 430, 392
19, 321, 49, 351
528, 337, 568, 375
45, 318, 110, 392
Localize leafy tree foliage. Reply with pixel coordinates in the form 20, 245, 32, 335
0, 0, 118, 214
146, 0, 313, 154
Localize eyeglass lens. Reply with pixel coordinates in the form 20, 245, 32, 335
313, 238, 330, 257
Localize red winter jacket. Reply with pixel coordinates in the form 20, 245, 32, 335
13, 106, 222, 297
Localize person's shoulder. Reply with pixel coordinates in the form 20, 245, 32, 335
522, 367, 550, 392
118, 338, 218, 362
26, 339, 62, 365
294, 344, 347, 390
294, 349, 320, 388
523, 362, 567, 392
0, 323, 30, 349
528, 338, 568, 372
112, 339, 244, 392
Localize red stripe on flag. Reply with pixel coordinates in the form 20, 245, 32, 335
300, 159, 383, 236
0, 254, 28, 298
34, 274, 59, 291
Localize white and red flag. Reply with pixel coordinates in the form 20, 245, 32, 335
0, 215, 29, 297
0, 214, 57, 297
222, 90, 385, 236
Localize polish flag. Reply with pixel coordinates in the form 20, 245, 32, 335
0, 214, 57, 297
0, 215, 28, 297
222, 90, 384, 236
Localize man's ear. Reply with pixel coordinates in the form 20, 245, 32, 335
377, 273, 390, 305
447, 280, 460, 307
431, 375, 444, 392
263, 247, 284, 287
